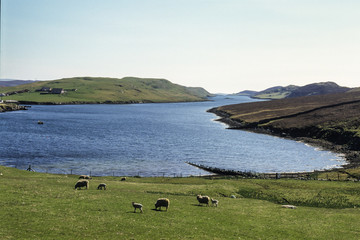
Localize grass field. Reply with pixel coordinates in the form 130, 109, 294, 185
1, 166, 360, 239
0, 77, 210, 104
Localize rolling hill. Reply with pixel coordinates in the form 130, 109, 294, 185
0, 79, 38, 87
0, 77, 211, 104
235, 82, 350, 99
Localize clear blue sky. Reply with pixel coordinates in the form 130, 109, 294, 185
1, 0, 360, 93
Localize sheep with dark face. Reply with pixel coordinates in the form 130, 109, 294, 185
132, 202, 143, 213
79, 175, 91, 179
97, 183, 106, 190
155, 198, 170, 211
75, 180, 89, 190
211, 198, 219, 207
197, 195, 210, 206
121, 177, 126, 181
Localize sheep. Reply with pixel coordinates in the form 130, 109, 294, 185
132, 202, 143, 213
97, 183, 106, 190
197, 195, 210, 206
281, 205, 297, 209
75, 179, 89, 190
79, 175, 91, 179
155, 198, 170, 211
211, 198, 219, 207
121, 177, 126, 181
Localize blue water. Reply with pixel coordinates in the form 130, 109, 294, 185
0, 95, 345, 176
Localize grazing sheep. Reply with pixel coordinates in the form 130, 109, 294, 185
197, 195, 210, 206
121, 177, 126, 181
97, 183, 107, 190
155, 198, 170, 211
132, 202, 143, 213
79, 175, 91, 179
230, 195, 236, 199
211, 198, 219, 207
75, 180, 89, 190
281, 205, 297, 209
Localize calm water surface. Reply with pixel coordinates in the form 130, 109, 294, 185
0, 96, 345, 176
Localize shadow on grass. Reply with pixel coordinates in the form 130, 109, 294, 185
127, 211, 143, 214
151, 208, 168, 212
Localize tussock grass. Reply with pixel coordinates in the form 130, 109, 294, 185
1, 166, 360, 239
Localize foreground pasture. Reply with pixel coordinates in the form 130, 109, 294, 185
1, 166, 360, 239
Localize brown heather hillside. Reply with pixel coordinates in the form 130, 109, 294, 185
208, 91, 360, 166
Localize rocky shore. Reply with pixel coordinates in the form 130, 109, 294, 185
0, 103, 28, 113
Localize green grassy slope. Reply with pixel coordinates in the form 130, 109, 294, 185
1, 166, 360, 239
0, 77, 210, 104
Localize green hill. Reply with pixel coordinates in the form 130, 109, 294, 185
0, 77, 211, 104
251, 85, 298, 99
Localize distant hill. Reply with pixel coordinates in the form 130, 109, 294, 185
237, 82, 351, 99
0, 77, 211, 104
252, 85, 299, 99
286, 82, 350, 98
233, 90, 258, 97
0, 79, 38, 87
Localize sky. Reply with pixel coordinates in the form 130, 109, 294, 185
1, 0, 360, 93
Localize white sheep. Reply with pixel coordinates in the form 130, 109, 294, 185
281, 205, 297, 209
97, 183, 107, 190
197, 195, 210, 206
132, 202, 143, 213
121, 177, 127, 181
155, 198, 170, 211
211, 198, 219, 207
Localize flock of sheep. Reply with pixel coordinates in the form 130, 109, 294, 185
74, 175, 219, 213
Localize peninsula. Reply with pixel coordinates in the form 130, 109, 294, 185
209, 89, 360, 168
0, 102, 27, 112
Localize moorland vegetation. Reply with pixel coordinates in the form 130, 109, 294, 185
209, 90, 360, 168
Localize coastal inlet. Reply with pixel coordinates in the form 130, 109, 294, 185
0, 95, 345, 176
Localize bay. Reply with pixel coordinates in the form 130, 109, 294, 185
0, 95, 345, 176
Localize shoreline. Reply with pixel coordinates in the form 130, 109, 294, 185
16, 98, 210, 105
207, 107, 360, 173
0, 103, 28, 113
